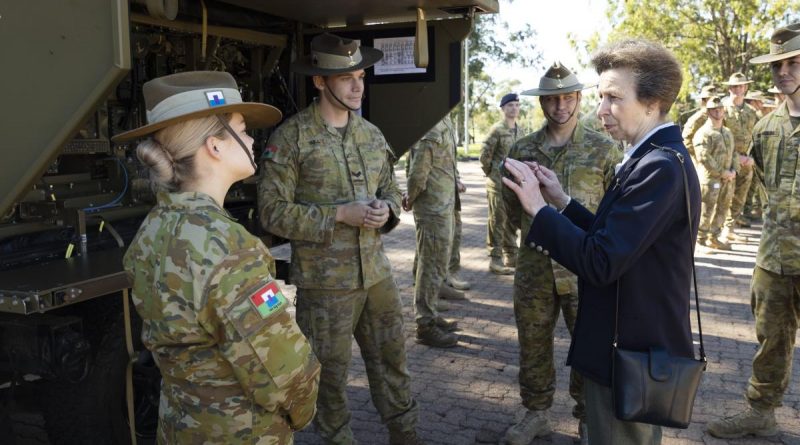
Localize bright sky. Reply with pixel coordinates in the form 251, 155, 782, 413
487, 0, 610, 89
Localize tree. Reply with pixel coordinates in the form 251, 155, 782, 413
454, 5, 542, 147
581, 0, 800, 117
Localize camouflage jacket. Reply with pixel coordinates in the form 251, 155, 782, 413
682, 108, 708, 159
692, 120, 736, 182
124, 192, 320, 445
479, 120, 526, 190
505, 123, 621, 295
258, 101, 402, 290
750, 102, 800, 274
723, 98, 760, 154
406, 115, 458, 215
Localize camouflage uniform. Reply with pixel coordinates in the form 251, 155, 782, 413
258, 101, 417, 444
407, 116, 458, 326
480, 121, 525, 261
745, 102, 800, 410
125, 191, 320, 445
449, 170, 464, 275
723, 99, 759, 228
503, 124, 621, 419
693, 120, 736, 240
682, 108, 708, 160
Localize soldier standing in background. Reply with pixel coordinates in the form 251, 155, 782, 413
693, 96, 737, 250
682, 84, 719, 160
258, 33, 423, 445
503, 62, 621, 445
480, 93, 525, 275
118, 71, 320, 444
708, 22, 800, 439
721, 72, 759, 237
442, 162, 472, 293
405, 115, 461, 348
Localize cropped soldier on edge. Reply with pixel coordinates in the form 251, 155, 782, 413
258, 33, 423, 445
708, 22, 800, 440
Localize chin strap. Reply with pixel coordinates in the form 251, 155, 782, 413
323, 78, 362, 112
216, 115, 258, 172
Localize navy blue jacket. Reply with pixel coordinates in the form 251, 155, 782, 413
526, 125, 701, 386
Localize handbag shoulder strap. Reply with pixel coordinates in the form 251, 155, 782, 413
613, 143, 706, 362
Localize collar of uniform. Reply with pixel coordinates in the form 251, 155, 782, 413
532, 122, 586, 160
309, 99, 360, 137
156, 191, 235, 220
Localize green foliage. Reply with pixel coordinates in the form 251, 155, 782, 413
455, 7, 542, 145
596, 0, 800, 112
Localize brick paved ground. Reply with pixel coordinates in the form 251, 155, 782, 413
292, 160, 800, 445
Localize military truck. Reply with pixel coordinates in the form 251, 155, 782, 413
0, 0, 497, 443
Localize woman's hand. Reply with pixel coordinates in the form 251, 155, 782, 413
527, 162, 571, 210
502, 158, 548, 217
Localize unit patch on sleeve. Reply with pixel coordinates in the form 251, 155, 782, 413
248, 280, 288, 319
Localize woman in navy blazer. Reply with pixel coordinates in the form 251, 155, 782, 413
503, 40, 701, 445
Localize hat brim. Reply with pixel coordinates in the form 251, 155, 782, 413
722, 80, 754, 85
521, 82, 595, 97
292, 47, 383, 76
112, 103, 282, 142
750, 48, 800, 64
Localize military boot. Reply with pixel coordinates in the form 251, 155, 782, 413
388, 425, 425, 445
416, 323, 458, 348
705, 235, 731, 250
725, 231, 748, 243
436, 299, 450, 312
504, 409, 551, 445
439, 284, 467, 300
490, 257, 514, 275
445, 271, 471, 290
435, 316, 458, 332
503, 253, 517, 268
707, 406, 778, 439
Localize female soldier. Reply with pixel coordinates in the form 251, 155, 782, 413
504, 40, 701, 444
115, 71, 319, 445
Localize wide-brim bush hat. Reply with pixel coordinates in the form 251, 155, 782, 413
292, 33, 383, 76
705, 96, 724, 109
113, 71, 281, 142
745, 90, 766, 101
522, 61, 595, 96
751, 23, 800, 64
699, 85, 719, 99
722, 72, 754, 86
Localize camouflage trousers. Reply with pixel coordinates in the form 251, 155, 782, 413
449, 208, 462, 275
512, 256, 584, 419
726, 162, 754, 228
295, 278, 418, 444
486, 187, 519, 259
746, 266, 800, 410
413, 211, 454, 326
698, 179, 735, 238
743, 178, 765, 217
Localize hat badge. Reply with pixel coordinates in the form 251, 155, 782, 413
347, 50, 356, 67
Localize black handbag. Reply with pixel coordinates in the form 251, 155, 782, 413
611, 146, 707, 429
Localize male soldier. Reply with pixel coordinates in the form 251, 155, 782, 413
745, 90, 768, 117
503, 62, 621, 445
682, 84, 719, 160
721, 72, 760, 236
480, 93, 525, 275
444, 168, 471, 292
258, 33, 422, 445
693, 96, 737, 250
405, 115, 461, 347
708, 22, 800, 439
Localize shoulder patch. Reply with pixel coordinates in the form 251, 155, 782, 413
249, 280, 288, 319
262, 145, 279, 160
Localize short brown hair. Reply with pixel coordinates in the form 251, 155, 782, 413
591, 39, 682, 115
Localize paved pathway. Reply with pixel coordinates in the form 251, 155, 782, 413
293, 160, 800, 445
